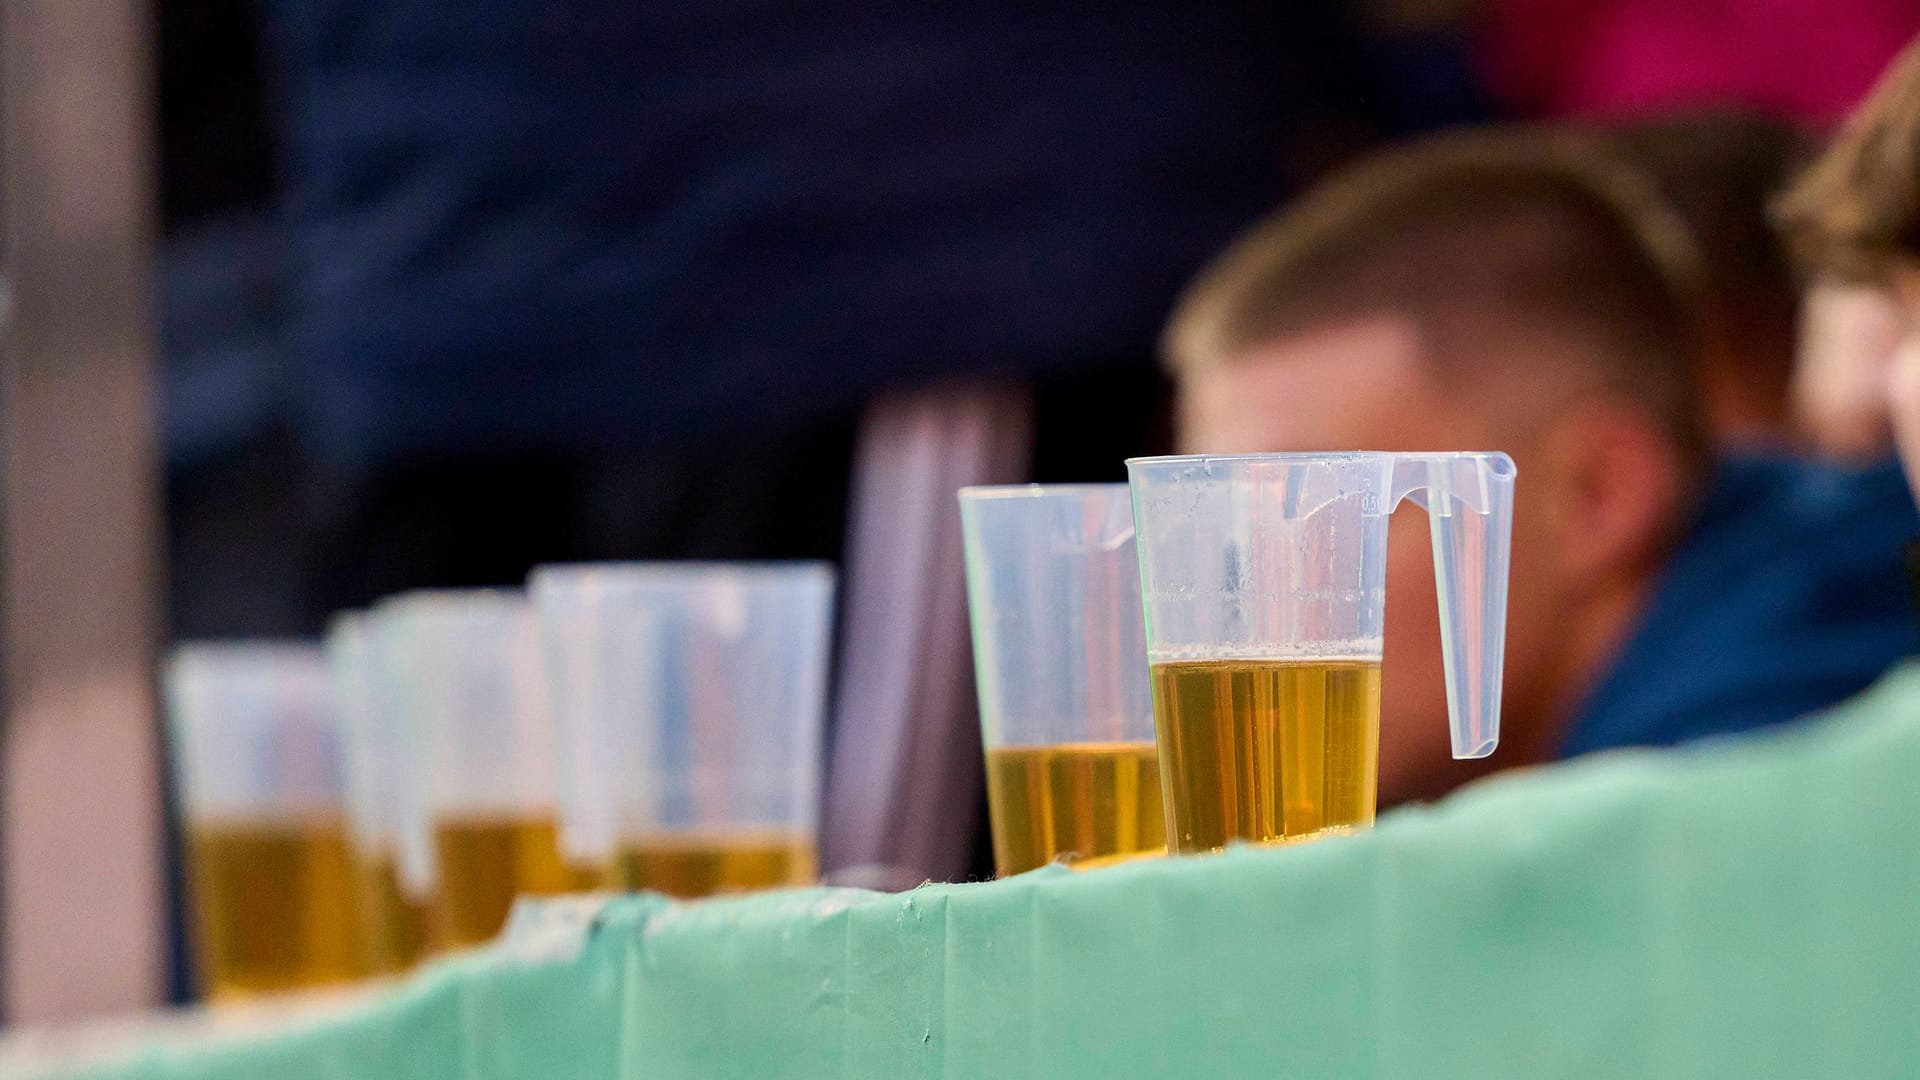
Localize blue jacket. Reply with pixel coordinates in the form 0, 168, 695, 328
1560, 456, 1920, 757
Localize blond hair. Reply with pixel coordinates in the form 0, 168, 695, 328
1165, 128, 1709, 461
1776, 36, 1920, 281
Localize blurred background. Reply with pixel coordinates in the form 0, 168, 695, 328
7, 0, 1920, 1026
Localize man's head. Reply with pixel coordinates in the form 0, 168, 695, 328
1777, 36, 1920, 506
1167, 129, 1709, 803
1603, 111, 1812, 445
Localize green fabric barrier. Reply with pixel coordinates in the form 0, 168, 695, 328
10, 897, 665, 1080
20, 664, 1920, 1079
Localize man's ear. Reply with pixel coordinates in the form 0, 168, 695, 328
1532, 400, 1690, 587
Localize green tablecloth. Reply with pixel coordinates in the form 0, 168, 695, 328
17, 663, 1920, 1079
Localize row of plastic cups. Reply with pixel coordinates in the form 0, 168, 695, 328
164, 450, 1515, 996
163, 563, 834, 999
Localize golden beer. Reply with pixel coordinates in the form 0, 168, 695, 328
353, 850, 432, 972
984, 740, 1166, 876
617, 830, 817, 898
1150, 658, 1381, 854
186, 815, 365, 999
431, 815, 609, 947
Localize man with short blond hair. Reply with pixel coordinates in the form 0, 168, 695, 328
1170, 129, 1919, 804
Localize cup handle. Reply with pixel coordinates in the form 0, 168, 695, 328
1390, 453, 1516, 759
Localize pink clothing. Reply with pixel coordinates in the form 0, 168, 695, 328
1480, 0, 1920, 124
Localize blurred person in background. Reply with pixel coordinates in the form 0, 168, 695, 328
1164, 130, 1920, 806
1600, 111, 1811, 449
1780, 34, 1920, 531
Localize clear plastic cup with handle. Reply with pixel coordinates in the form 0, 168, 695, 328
1126, 451, 1514, 854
